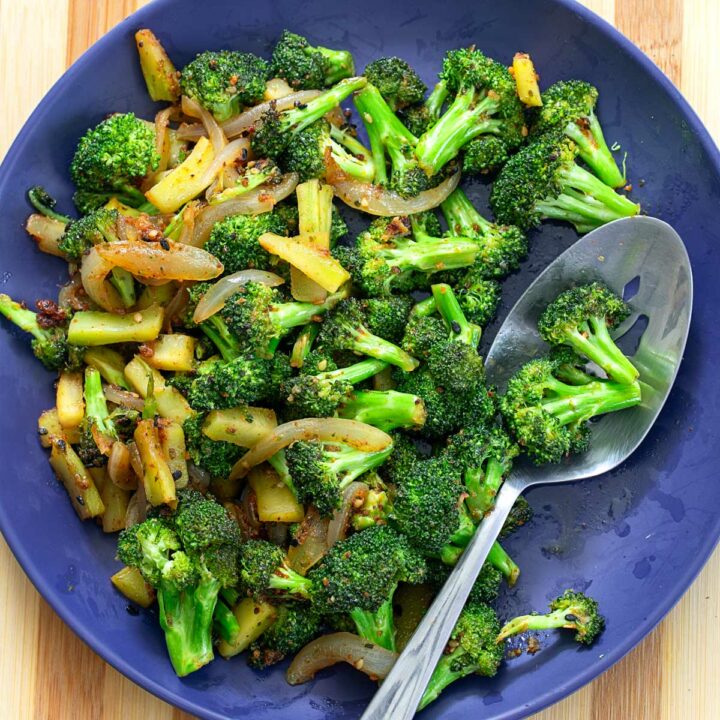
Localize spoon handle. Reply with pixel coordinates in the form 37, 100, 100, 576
360, 476, 524, 720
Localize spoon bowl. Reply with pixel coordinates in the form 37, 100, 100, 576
360, 216, 693, 720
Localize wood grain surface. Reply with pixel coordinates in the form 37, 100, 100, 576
1, 1, 718, 718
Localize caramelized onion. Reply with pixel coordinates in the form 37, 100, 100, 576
104, 384, 145, 411
196, 137, 251, 191
192, 270, 285, 323
287, 633, 397, 685
181, 95, 227, 153
191, 172, 299, 247
287, 506, 328, 574
154, 107, 173, 174
177, 91, 322, 142
107, 441, 138, 491
328, 160, 461, 216
80, 246, 125, 312
229, 419, 393, 481
26, 213, 67, 258
327, 482, 369, 548
124, 482, 148, 529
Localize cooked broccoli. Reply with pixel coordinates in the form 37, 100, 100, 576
283, 357, 387, 418
443, 424, 518, 521
0, 293, 72, 371
77, 367, 118, 467
398, 80, 449, 136
239, 539, 313, 601
441, 188, 527, 279
414, 49, 526, 176
363, 57, 427, 111
530, 80, 625, 188
282, 119, 375, 183
27, 185, 72, 223
353, 83, 429, 197
538, 282, 639, 385
461, 134, 514, 174
337, 389, 427, 431
310, 525, 427, 651
490, 133, 640, 232
116, 491, 241, 676
180, 50, 269, 120
204, 208, 289, 274
496, 589, 605, 645
418, 602, 503, 710
248, 604, 322, 668
359, 295, 413, 342
500, 496, 534, 539
351, 481, 393, 531
285, 437, 393, 516
317, 297, 419, 371
270, 30, 354, 89
427, 560, 503, 606
207, 159, 283, 206
500, 349, 642, 464
336, 215, 478, 297
401, 302, 447, 360
183, 413, 242, 479
251, 76, 366, 159
70, 113, 159, 210
450, 267, 502, 327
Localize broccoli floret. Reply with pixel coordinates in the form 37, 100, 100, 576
207, 159, 284, 206
427, 560, 503, 606
451, 268, 502, 327
0, 293, 73, 371
497, 589, 605, 645
239, 539, 313, 601
310, 525, 427, 650
248, 604, 322, 668
180, 50, 268, 121
27, 185, 72, 223
270, 30, 354, 89
401, 303, 447, 360
500, 349, 642, 464
500, 496, 534, 539
418, 602, 503, 710
531, 80, 625, 188
441, 188, 527, 279
443, 424, 518, 521
283, 357, 387, 418
462, 134, 512, 175
398, 80, 449, 136
490, 133, 640, 232
359, 295, 413, 342
363, 57, 427, 111
317, 297, 419, 372
251, 76, 366, 159
183, 414, 242, 479
538, 282, 639, 384
282, 119, 375, 183
204, 209, 289, 274
117, 492, 241, 676
414, 49, 526, 176
382, 432, 423, 486
338, 389, 427, 432
338, 215, 478, 296
285, 438, 393, 516
353, 83, 429, 197
77, 367, 118, 467
70, 113, 159, 209
351, 481, 393, 531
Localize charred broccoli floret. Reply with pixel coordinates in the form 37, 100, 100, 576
398, 80, 449, 136
363, 57, 427, 111
239, 539, 313, 601
248, 605, 322, 668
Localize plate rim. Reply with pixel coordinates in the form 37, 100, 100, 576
0, 0, 718, 718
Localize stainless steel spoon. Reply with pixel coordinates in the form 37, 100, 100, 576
359, 216, 693, 720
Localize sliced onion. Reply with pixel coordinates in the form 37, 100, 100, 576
177, 202, 201, 246
192, 270, 285, 323
107, 441, 139, 491
94, 240, 223, 282
287, 506, 328, 574
240, 483, 261, 531
58, 273, 91, 311
328, 160, 461, 216
154, 107, 173, 174
181, 95, 227, 153
104, 384, 145, 411
163, 283, 190, 331
267, 523, 289, 546
188, 462, 211, 491
287, 633, 397, 685
26, 213, 67, 258
191, 172, 299, 247
196, 137, 251, 191
177, 91, 322, 142
327, 482, 369, 548
125, 482, 148, 529
127, 441, 144, 480
80, 246, 125, 312
229, 419, 393, 481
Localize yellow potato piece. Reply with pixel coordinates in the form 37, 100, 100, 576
512, 53, 542, 107
56, 371, 84, 429
144, 333, 196, 372
249, 465, 305, 523
202, 407, 277, 447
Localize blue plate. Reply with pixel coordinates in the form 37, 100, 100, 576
0, 0, 718, 718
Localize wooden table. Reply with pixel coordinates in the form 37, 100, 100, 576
1, 1, 718, 717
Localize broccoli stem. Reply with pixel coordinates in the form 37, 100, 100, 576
28, 187, 71, 223
563, 316, 639, 385
67, 305, 163, 346
441, 540, 519, 586
349, 596, 396, 651
540, 377, 641, 425
290, 324, 320, 368
563, 112, 625, 188
354, 84, 418, 186
496, 606, 575, 641
329, 125, 375, 182
464, 457, 505, 521
109, 268, 137, 309
384, 237, 480, 276
441, 187, 491, 237
315, 47, 355, 85
0, 294, 50, 344
269, 565, 314, 599
271, 302, 327, 334
345, 325, 419, 372
418, 650, 468, 710
326, 445, 394, 490
325, 358, 388, 384
268, 451, 298, 496
209, 165, 280, 205
410, 296, 437, 318
84, 367, 117, 438
200, 317, 243, 361
415, 89, 501, 174
425, 81, 449, 120
157, 578, 220, 677
213, 597, 241, 643
338, 389, 426, 431
536, 163, 639, 228
431, 283, 481, 346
